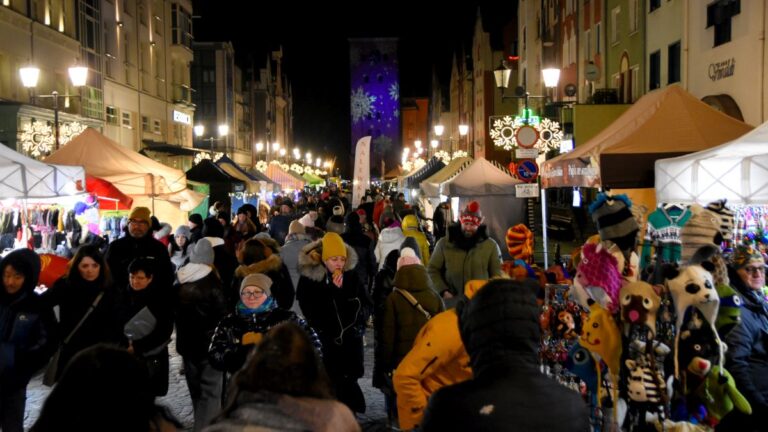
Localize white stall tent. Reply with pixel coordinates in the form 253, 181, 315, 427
421, 157, 473, 198
655, 121, 768, 205
0, 143, 84, 199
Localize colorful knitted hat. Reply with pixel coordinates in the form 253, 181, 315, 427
705, 199, 735, 242
506, 224, 534, 262
588, 193, 639, 253
731, 242, 766, 270
577, 243, 622, 313
680, 204, 723, 264
459, 201, 483, 226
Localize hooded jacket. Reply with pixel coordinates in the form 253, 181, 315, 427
427, 224, 503, 298
381, 264, 443, 371
421, 280, 589, 432
401, 215, 430, 265
0, 249, 57, 390
280, 233, 313, 290
233, 253, 295, 311
392, 280, 486, 431
296, 239, 371, 379
342, 213, 376, 290
105, 230, 174, 292
374, 227, 406, 270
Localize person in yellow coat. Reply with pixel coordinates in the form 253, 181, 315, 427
401, 214, 430, 265
392, 279, 488, 431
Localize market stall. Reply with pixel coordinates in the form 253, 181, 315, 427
185, 159, 245, 215
265, 162, 305, 192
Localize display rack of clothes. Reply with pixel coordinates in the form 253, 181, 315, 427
639, 203, 691, 272
99, 215, 128, 243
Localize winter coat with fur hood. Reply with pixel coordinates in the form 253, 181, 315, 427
296, 239, 371, 379
232, 254, 295, 311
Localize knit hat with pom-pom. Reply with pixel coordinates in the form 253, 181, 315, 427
459, 201, 483, 226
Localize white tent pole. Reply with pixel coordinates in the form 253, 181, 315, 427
541, 188, 549, 268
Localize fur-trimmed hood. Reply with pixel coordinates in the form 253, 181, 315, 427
235, 253, 284, 278
298, 238, 359, 282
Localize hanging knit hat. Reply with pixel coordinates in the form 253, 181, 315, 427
705, 199, 736, 242
588, 193, 639, 253
577, 242, 622, 313
680, 204, 723, 264
397, 247, 422, 270
506, 224, 534, 262
459, 201, 483, 226
240, 273, 273, 297
731, 242, 766, 270
321, 232, 347, 261
189, 238, 214, 265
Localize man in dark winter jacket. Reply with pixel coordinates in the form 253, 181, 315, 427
422, 279, 589, 432
105, 207, 173, 292
188, 213, 204, 245
427, 201, 503, 307
0, 249, 57, 432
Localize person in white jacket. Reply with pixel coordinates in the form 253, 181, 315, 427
375, 221, 405, 270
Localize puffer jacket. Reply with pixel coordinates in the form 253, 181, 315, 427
208, 308, 321, 374
380, 264, 443, 371
280, 233, 312, 290
296, 239, 371, 379
392, 280, 486, 431
375, 227, 405, 270
401, 215, 430, 265
175, 265, 228, 361
0, 249, 57, 390
232, 254, 295, 310
427, 224, 503, 298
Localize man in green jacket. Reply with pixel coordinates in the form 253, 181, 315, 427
427, 201, 503, 307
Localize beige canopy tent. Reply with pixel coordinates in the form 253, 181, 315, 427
541, 85, 753, 189
265, 163, 305, 191
45, 128, 204, 227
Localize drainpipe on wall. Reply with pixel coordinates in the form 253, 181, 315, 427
682, 0, 689, 91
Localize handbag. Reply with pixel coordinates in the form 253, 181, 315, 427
393, 288, 433, 321
43, 291, 104, 386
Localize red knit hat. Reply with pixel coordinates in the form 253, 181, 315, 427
460, 201, 483, 226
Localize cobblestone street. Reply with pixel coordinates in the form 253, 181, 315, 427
23, 329, 388, 431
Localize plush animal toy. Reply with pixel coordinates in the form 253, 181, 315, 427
625, 358, 667, 404
620, 281, 662, 337
664, 263, 723, 377
566, 342, 602, 409
695, 365, 752, 424
576, 243, 622, 313
581, 299, 622, 376
714, 283, 742, 338
556, 310, 578, 340
677, 324, 719, 395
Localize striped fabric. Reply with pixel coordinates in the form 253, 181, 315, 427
705, 199, 735, 241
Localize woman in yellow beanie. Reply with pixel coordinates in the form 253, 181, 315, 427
296, 232, 372, 414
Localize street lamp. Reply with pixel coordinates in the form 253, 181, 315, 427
194, 123, 229, 156
493, 61, 559, 123
19, 63, 88, 151
255, 142, 264, 153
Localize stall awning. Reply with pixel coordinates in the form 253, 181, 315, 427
86, 175, 133, 210
0, 142, 85, 199
215, 156, 263, 193
404, 157, 446, 189
421, 157, 473, 198
440, 157, 521, 196
265, 163, 305, 191
302, 172, 324, 185
141, 140, 200, 157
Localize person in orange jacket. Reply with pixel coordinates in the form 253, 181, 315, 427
392, 279, 489, 431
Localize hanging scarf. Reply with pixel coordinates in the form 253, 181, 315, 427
236, 296, 277, 316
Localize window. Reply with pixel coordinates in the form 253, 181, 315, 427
595, 22, 601, 54
171, 4, 193, 48
631, 66, 639, 102
668, 41, 681, 83
649, 50, 661, 90
611, 7, 620, 43
649, 0, 661, 12
707, 0, 740, 47
629, 0, 639, 33
153, 119, 161, 134
121, 111, 132, 128
142, 116, 150, 132
106, 106, 118, 125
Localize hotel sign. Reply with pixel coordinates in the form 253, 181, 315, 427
173, 110, 191, 124
708, 58, 735, 82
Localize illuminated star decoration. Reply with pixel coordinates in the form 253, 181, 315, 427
21, 121, 55, 158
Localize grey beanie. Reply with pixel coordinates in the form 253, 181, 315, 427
189, 238, 214, 265
240, 273, 273, 297
175, 225, 192, 239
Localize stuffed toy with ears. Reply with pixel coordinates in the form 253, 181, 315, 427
664, 263, 723, 378
695, 365, 752, 425
620, 281, 662, 337
714, 283, 742, 339
580, 299, 622, 377
677, 323, 720, 395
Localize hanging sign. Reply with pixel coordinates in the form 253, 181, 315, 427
515, 159, 539, 183
516, 148, 539, 159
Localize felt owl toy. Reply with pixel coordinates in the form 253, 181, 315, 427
696, 365, 752, 424
620, 281, 662, 337
581, 299, 622, 376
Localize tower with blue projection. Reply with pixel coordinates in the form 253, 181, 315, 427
349, 38, 400, 178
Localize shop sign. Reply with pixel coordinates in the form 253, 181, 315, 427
709, 58, 735, 82
173, 110, 191, 124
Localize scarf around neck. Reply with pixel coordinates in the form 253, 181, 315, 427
237, 296, 277, 316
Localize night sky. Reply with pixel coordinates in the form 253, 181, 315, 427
191, 1, 511, 175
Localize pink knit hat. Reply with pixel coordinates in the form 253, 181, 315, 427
577, 243, 622, 313
397, 247, 422, 270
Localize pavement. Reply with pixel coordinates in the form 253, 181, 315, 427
23, 329, 389, 431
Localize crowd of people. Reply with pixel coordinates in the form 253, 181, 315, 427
0, 184, 766, 432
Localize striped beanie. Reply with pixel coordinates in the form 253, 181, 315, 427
705, 199, 735, 242
680, 204, 722, 264
506, 224, 534, 262
589, 193, 639, 253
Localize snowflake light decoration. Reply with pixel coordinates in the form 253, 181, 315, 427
193, 151, 224, 165
413, 157, 426, 171
434, 150, 452, 163
536, 118, 563, 152
269, 160, 282, 165
59, 121, 86, 146
350, 86, 376, 123
255, 160, 268, 172
304, 167, 315, 176
21, 121, 55, 158
489, 116, 519, 151
280, 163, 290, 172
389, 83, 399, 101
290, 163, 304, 174
489, 115, 562, 153
452, 150, 468, 159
